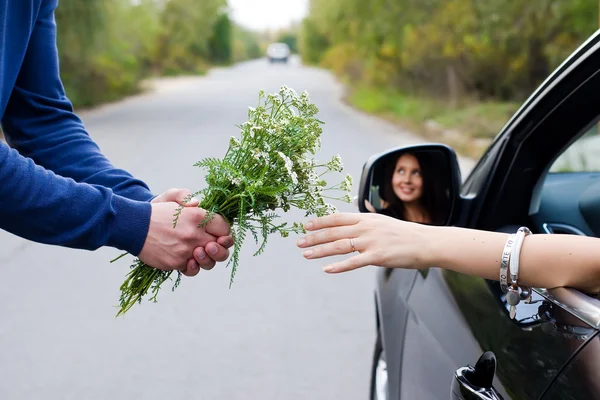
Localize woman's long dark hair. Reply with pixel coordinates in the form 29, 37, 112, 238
378, 151, 450, 226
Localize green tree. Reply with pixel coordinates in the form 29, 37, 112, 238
232, 25, 263, 62
209, 12, 233, 64
56, 0, 161, 106
277, 32, 298, 53
300, 0, 598, 102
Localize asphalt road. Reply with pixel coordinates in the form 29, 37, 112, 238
0, 56, 475, 400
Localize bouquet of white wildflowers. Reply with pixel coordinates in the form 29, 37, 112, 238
114, 86, 353, 317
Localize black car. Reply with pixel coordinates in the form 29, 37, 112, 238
357, 31, 600, 400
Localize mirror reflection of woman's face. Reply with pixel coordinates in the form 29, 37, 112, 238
392, 153, 423, 204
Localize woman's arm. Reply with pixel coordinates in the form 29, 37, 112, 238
428, 226, 600, 293
296, 213, 600, 293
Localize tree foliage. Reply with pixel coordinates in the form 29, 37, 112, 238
55, 0, 261, 107
276, 32, 298, 54
300, 0, 598, 102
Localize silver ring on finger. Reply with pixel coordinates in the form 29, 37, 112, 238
349, 238, 357, 253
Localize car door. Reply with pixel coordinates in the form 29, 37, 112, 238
398, 31, 600, 399
537, 289, 600, 400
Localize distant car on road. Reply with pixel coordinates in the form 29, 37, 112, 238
267, 43, 290, 64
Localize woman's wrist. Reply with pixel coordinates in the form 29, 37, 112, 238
409, 222, 600, 292
419, 225, 510, 280
417, 224, 449, 268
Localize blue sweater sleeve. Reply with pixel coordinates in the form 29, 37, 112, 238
0, 141, 151, 255
1, 0, 154, 202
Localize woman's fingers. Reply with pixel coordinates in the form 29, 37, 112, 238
304, 213, 361, 231
299, 213, 427, 273
297, 226, 357, 248
301, 237, 358, 259
322, 253, 372, 274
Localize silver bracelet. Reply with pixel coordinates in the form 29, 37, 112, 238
500, 234, 516, 293
509, 227, 532, 285
506, 227, 532, 319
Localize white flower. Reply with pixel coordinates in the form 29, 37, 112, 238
229, 136, 241, 147
276, 194, 284, 206
328, 154, 343, 172
277, 151, 297, 184
325, 203, 338, 214
341, 174, 353, 191
252, 148, 269, 163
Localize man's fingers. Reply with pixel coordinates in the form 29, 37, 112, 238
182, 194, 199, 207
297, 226, 356, 248
204, 242, 230, 263
182, 258, 201, 277
152, 188, 199, 207
194, 247, 217, 270
217, 235, 234, 249
304, 213, 361, 232
203, 213, 231, 237
171, 188, 199, 207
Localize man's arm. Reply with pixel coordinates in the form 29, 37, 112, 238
1, 0, 154, 202
0, 140, 232, 274
0, 141, 151, 255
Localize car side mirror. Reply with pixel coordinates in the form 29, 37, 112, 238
357, 144, 462, 226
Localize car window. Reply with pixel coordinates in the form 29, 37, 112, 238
550, 122, 600, 172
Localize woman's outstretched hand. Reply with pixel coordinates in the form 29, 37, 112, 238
298, 212, 600, 294
296, 212, 430, 273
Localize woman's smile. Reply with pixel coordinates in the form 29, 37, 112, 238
392, 154, 423, 203
398, 185, 415, 195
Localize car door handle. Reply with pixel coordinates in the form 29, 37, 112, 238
451, 352, 504, 400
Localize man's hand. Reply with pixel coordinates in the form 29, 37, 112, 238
147, 188, 233, 275
138, 201, 232, 276
151, 188, 200, 208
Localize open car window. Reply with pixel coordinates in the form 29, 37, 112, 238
530, 107, 600, 240
550, 122, 600, 173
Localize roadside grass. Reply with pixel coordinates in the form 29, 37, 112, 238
348, 85, 520, 159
